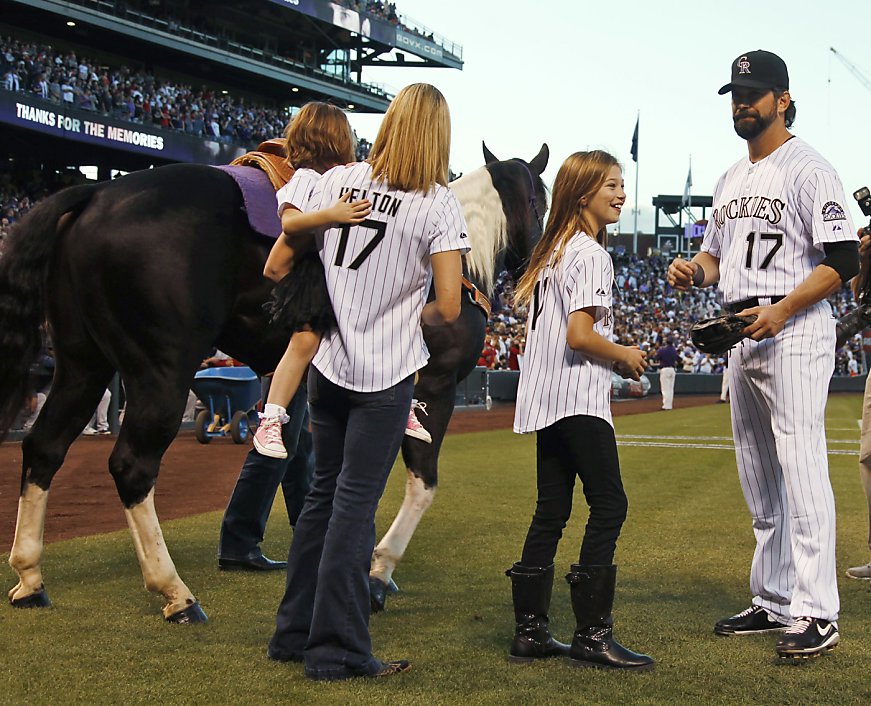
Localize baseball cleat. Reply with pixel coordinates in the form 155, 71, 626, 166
714, 605, 789, 636
845, 561, 871, 580
775, 617, 839, 658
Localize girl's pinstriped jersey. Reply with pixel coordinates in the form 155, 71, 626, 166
304, 161, 469, 392
275, 167, 319, 216
514, 234, 614, 433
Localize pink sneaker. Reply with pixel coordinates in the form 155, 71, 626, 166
404, 400, 432, 443
253, 416, 287, 459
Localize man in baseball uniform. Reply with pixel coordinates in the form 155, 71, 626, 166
654, 336, 678, 410
668, 50, 859, 659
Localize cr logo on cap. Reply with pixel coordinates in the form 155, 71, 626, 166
737, 56, 751, 74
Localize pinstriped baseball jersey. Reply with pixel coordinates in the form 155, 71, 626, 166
514, 234, 614, 433
306, 161, 469, 392
275, 167, 319, 217
701, 137, 857, 303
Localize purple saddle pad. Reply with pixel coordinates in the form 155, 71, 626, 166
214, 164, 281, 239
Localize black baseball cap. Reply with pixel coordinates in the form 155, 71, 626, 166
718, 50, 789, 95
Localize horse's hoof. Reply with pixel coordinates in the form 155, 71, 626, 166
165, 602, 208, 624
387, 578, 400, 594
369, 577, 388, 613
10, 589, 52, 609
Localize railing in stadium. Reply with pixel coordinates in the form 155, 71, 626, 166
396, 14, 463, 60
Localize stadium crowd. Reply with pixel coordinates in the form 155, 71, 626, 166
7, 182, 861, 376
335, 0, 439, 42
337, 1, 401, 24
3, 163, 864, 376
0, 169, 91, 249
480, 254, 866, 377
1, 36, 369, 158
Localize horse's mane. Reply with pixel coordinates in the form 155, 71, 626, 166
449, 166, 507, 295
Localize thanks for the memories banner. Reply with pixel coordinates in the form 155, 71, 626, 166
1, 91, 246, 165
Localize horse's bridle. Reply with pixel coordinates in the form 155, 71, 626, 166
514, 159, 544, 232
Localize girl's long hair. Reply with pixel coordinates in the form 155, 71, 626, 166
283, 102, 356, 171
515, 150, 620, 305
368, 83, 450, 193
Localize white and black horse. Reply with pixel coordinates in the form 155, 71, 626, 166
0, 143, 547, 622
369, 144, 548, 610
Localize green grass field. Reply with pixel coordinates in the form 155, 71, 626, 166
3, 397, 870, 705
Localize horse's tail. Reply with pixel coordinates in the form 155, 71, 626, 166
0, 184, 96, 437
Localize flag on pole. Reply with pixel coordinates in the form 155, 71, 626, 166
682, 161, 692, 207
630, 117, 639, 163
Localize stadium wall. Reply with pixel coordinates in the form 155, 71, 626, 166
485, 370, 869, 402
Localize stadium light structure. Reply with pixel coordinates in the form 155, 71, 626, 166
830, 47, 871, 94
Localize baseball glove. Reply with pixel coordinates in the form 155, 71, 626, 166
690, 314, 758, 355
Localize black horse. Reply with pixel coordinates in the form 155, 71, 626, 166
0, 143, 547, 622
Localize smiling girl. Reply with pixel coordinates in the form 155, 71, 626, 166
507, 150, 654, 670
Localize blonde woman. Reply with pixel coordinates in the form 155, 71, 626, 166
256, 101, 433, 460
267, 84, 468, 680
509, 151, 654, 670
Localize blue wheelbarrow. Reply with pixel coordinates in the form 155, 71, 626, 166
190, 367, 261, 444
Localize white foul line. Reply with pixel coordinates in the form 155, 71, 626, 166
616, 436, 858, 456
617, 434, 858, 444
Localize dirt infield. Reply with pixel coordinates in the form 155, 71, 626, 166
0, 395, 719, 547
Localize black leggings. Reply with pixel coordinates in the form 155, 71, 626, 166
520, 415, 628, 567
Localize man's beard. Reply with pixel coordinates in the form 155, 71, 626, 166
732, 107, 777, 140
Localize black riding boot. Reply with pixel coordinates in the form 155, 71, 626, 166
506, 563, 570, 663
566, 564, 654, 670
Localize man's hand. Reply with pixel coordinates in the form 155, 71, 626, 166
667, 258, 698, 291
738, 302, 790, 341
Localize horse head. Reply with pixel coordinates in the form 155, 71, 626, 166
450, 143, 548, 295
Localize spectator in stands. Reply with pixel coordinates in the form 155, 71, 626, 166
4, 65, 19, 91
189, 110, 205, 136
508, 338, 521, 371
31, 72, 48, 99
60, 76, 76, 104
79, 88, 96, 111
478, 339, 496, 368
208, 113, 221, 139
47, 71, 62, 102
356, 136, 371, 160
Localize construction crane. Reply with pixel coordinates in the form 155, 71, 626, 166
830, 47, 871, 93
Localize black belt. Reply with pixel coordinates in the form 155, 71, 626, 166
725, 295, 784, 313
